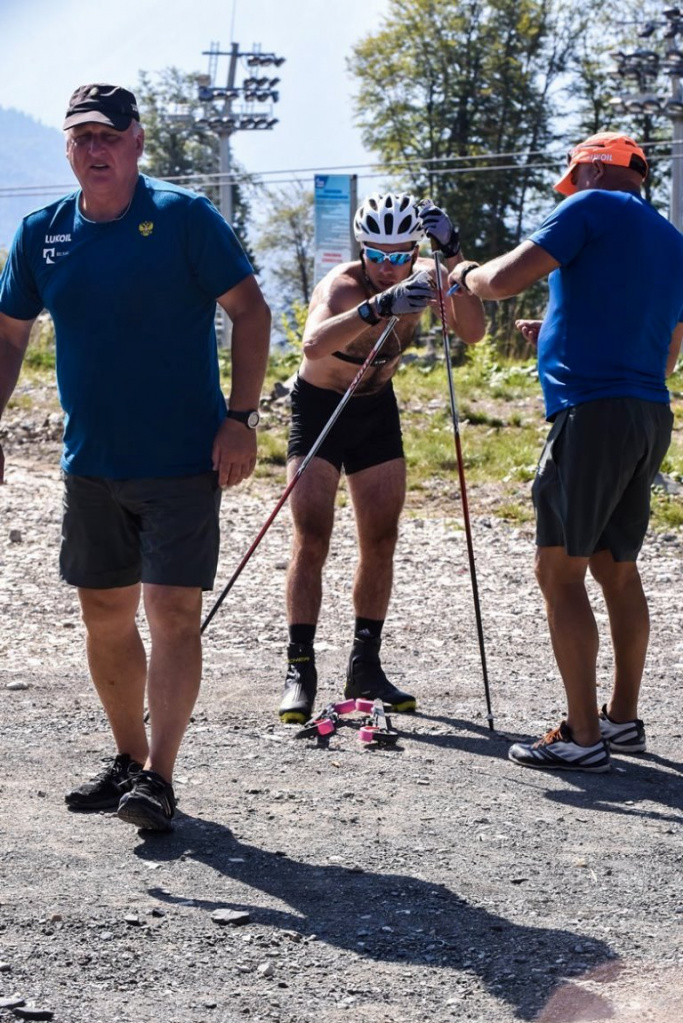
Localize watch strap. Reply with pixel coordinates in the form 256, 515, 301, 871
225, 408, 259, 428
357, 299, 381, 326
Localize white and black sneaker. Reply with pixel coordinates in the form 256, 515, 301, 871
599, 704, 646, 754
508, 721, 611, 773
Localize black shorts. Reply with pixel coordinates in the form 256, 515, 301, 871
60, 472, 222, 590
287, 376, 404, 474
532, 398, 673, 560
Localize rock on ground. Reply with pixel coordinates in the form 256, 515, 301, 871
2, 453, 683, 1023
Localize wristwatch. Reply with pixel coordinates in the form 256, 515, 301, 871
357, 299, 381, 326
225, 408, 260, 429
458, 262, 480, 294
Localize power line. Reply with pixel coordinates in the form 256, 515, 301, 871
1, 142, 680, 201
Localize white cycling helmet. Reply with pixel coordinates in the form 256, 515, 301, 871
353, 192, 423, 245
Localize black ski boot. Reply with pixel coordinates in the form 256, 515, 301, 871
279, 643, 318, 724
344, 634, 416, 712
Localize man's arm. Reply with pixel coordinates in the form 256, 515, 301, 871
301, 275, 370, 361
666, 321, 683, 377
439, 253, 486, 344
302, 270, 435, 361
0, 311, 36, 483
449, 240, 560, 300
212, 274, 271, 488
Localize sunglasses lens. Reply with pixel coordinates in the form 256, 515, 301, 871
363, 247, 412, 265
363, 247, 384, 264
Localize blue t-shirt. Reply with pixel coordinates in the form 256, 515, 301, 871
0, 174, 253, 477
529, 189, 683, 419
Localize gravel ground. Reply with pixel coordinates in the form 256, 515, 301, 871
1, 410, 683, 1023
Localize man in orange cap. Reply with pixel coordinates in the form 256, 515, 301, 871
449, 131, 683, 772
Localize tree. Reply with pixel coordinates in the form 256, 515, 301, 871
567, 0, 674, 214
135, 68, 256, 265
348, 0, 607, 347
252, 184, 315, 316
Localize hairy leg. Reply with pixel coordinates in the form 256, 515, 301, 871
347, 458, 406, 620
78, 584, 149, 765
535, 545, 601, 746
589, 550, 649, 722
286, 457, 340, 625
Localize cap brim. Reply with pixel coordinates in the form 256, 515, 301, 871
554, 165, 577, 196
63, 110, 131, 131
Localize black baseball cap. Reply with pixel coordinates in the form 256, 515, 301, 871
63, 84, 140, 131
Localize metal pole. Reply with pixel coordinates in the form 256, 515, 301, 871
670, 73, 683, 232
431, 249, 494, 731
217, 42, 239, 345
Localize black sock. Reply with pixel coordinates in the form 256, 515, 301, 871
289, 624, 316, 647
354, 617, 384, 640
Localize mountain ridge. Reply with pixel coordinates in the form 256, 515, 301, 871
0, 108, 71, 249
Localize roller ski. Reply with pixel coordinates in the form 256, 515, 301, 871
294, 699, 357, 741
279, 643, 317, 724
344, 634, 417, 712
357, 698, 400, 746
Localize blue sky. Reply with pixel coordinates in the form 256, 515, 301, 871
0, 0, 390, 194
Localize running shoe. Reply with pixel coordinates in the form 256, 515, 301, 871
508, 721, 611, 772
278, 643, 318, 723
344, 634, 416, 712
599, 704, 646, 754
117, 770, 177, 831
65, 753, 143, 811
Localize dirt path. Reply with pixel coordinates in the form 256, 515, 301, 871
1, 442, 683, 1023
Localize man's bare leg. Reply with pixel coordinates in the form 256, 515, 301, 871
589, 550, 649, 722
344, 458, 414, 709
78, 584, 149, 766
280, 457, 340, 721
286, 457, 340, 625
143, 583, 203, 783
534, 545, 601, 746
347, 457, 406, 618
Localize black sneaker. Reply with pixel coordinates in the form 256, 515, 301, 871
599, 704, 647, 753
279, 643, 318, 723
65, 753, 143, 811
117, 770, 177, 832
344, 634, 416, 712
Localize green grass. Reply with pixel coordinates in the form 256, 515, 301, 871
13, 332, 683, 532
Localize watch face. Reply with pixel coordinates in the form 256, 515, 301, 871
247, 410, 260, 429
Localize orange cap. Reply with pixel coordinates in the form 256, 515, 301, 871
554, 132, 648, 196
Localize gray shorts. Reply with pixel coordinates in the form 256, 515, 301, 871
60, 472, 222, 590
532, 398, 673, 561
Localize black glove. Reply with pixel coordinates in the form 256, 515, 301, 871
419, 201, 461, 258
376, 270, 434, 317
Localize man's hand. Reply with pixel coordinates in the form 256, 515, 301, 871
376, 270, 434, 317
515, 319, 543, 346
212, 418, 257, 488
418, 202, 461, 258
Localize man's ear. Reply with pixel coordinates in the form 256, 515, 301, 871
591, 160, 605, 185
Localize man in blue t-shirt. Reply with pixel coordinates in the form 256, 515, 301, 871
0, 84, 271, 829
449, 131, 683, 773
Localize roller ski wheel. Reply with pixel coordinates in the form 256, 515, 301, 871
358, 698, 400, 746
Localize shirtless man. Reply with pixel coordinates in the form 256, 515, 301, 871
278, 192, 486, 723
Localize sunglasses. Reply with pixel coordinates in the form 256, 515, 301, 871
362, 245, 415, 265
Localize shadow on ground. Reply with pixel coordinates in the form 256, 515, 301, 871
136, 816, 616, 1021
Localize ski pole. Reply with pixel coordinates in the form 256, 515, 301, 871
201, 315, 400, 634
432, 246, 494, 731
